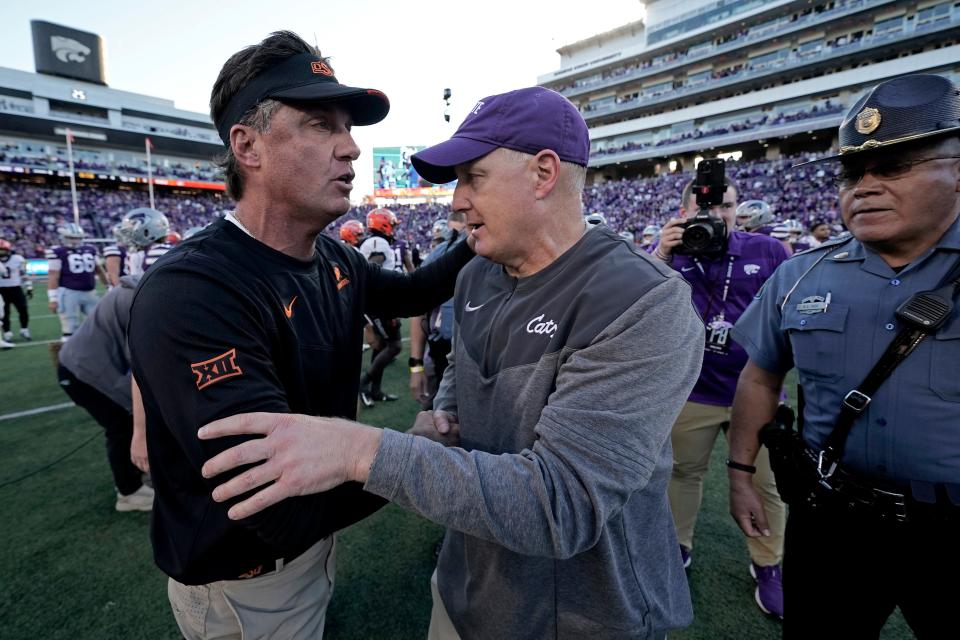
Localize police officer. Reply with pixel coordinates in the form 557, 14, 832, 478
728, 73, 960, 637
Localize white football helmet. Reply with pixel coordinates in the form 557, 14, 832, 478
57, 223, 85, 247
735, 200, 774, 232
119, 208, 170, 250
783, 219, 804, 237
642, 224, 661, 242
585, 212, 606, 226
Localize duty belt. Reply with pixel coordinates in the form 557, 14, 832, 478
798, 448, 908, 523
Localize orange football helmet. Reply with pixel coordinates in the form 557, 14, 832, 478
366, 208, 398, 237
339, 220, 365, 246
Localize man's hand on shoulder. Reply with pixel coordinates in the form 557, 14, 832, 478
198, 413, 384, 520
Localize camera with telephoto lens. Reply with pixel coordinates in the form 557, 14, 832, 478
673, 158, 729, 256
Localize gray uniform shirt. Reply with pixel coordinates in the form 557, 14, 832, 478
733, 215, 960, 488
366, 227, 703, 639
59, 275, 140, 410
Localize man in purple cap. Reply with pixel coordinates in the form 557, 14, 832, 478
196, 86, 703, 639
127, 31, 473, 639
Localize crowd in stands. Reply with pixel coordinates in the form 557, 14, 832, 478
591, 101, 844, 158
0, 153, 841, 258
0, 181, 228, 256
334, 152, 842, 250
576, 153, 842, 236
0, 142, 222, 182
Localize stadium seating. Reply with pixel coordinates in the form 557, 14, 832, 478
0, 140, 222, 182
0, 153, 841, 257
0, 181, 228, 255
591, 102, 844, 158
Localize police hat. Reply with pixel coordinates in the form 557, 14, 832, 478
795, 74, 960, 166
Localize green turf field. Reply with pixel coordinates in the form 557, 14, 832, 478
0, 284, 911, 639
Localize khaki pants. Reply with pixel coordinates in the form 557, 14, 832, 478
427, 568, 462, 640
667, 401, 785, 566
167, 536, 336, 640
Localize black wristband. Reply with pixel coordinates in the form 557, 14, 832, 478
408, 357, 424, 367
726, 459, 757, 474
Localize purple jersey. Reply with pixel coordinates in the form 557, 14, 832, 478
46, 244, 99, 291
672, 231, 790, 406
103, 244, 129, 276
143, 243, 173, 270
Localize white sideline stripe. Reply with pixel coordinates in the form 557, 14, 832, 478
6, 339, 61, 348
0, 402, 75, 422
0, 335, 411, 419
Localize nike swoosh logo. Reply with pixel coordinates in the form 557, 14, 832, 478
284, 295, 297, 318
465, 301, 485, 312
681, 266, 695, 272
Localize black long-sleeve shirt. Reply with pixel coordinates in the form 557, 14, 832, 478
128, 218, 472, 584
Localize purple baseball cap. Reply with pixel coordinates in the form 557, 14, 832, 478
411, 87, 590, 184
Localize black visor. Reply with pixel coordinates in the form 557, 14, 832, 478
215, 52, 389, 145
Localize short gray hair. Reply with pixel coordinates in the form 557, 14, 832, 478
215, 99, 283, 200
504, 149, 586, 196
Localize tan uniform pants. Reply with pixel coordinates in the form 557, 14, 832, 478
667, 401, 786, 566
427, 568, 462, 640
167, 536, 336, 640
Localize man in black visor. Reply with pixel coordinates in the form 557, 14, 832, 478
128, 31, 473, 639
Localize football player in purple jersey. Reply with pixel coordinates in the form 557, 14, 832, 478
103, 223, 129, 288
46, 223, 105, 341
116, 208, 172, 275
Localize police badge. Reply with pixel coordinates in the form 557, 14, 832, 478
855, 107, 881, 134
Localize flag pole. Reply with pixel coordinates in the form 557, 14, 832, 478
145, 137, 155, 210
65, 128, 79, 225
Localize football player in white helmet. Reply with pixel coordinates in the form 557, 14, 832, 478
641, 224, 661, 251
118, 208, 172, 274
735, 200, 774, 232
47, 223, 105, 340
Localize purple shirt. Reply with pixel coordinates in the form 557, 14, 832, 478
103, 244, 129, 277
46, 244, 99, 291
672, 231, 790, 406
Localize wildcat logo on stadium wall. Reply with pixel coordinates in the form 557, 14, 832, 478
51, 36, 90, 63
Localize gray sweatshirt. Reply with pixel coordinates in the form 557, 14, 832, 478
366, 226, 703, 639
59, 275, 140, 410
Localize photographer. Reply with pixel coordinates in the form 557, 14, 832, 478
728, 73, 960, 637
653, 163, 791, 618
